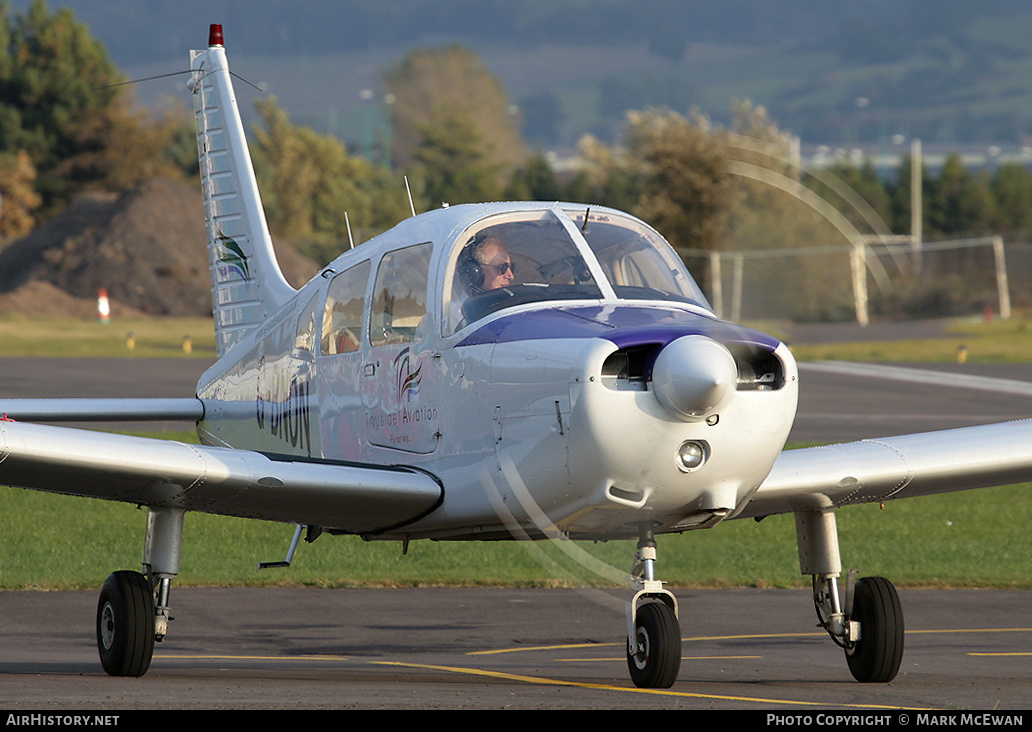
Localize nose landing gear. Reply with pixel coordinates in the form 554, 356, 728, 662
625, 525, 682, 688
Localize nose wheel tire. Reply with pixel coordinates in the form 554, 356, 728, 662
845, 576, 904, 683
626, 601, 681, 688
97, 571, 155, 677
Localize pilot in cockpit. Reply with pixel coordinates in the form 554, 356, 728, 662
449, 232, 516, 332
458, 232, 515, 294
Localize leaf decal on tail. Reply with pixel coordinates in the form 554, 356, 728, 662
214, 229, 251, 282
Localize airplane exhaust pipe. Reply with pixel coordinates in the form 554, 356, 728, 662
651, 335, 737, 421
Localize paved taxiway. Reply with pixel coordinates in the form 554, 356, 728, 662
1, 349, 1030, 709
1, 587, 1029, 710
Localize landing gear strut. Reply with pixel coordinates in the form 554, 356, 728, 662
96, 508, 183, 677
797, 509, 904, 683
625, 525, 681, 688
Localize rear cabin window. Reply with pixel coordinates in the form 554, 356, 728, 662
321, 260, 370, 355
294, 291, 321, 354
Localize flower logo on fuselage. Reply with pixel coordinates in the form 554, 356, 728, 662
394, 347, 421, 401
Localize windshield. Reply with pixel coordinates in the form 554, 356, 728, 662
565, 208, 711, 310
444, 211, 602, 334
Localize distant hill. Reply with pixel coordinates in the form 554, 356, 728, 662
34, 0, 1032, 152
0, 178, 318, 318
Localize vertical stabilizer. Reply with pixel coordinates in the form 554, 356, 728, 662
189, 24, 296, 356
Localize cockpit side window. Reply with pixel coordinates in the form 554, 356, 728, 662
567, 209, 711, 310
370, 242, 432, 346
444, 212, 601, 334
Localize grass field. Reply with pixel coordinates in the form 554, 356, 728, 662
1, 482, 1027, 591
786, 316, 1032, 363
0, 313, 1029, 363
0, 315, 216, 358
0, 315, 1029, 590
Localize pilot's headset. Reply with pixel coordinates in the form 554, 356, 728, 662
457, 232, 491, 293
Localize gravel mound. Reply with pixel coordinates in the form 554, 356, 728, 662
0, 178, 319, 317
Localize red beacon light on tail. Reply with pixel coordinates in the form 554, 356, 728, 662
208, 24, 224, 47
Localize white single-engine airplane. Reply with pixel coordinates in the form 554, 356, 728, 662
2, 25, 1031, 689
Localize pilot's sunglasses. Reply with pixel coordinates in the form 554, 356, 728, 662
484, 261, 515, 275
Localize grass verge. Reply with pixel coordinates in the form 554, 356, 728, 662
786, 316, 1032, 363
0, 315, 216, 358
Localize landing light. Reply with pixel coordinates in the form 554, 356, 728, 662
676, 440, 708, 472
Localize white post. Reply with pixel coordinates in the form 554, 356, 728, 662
732, 254, 744, 323
709, 251, 723, 318
851, 244, 869, 327
911, 138, 923, 272
992, 235, 1011, 320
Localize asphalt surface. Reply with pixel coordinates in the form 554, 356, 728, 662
1, 587, 1029, 710
0, 328, 1030, 710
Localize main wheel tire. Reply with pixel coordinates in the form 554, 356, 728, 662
97, 571, 155, 677
626, 601, 681, 688
846, 576, 904, 683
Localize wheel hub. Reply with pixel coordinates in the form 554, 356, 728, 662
631, 628, 650, 670
99, 602, 116, 651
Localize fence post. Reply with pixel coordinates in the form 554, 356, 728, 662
732, 254, 744, 324
992, 235, 1011, 320
851, 244, 869, 327
709, 251, 723, 318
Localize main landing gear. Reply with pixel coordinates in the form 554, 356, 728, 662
625, 525, 681, 688
96, 508, 183, 677
797, 509, 904, 683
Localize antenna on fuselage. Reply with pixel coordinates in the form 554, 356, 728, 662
345, 211, 355, 249
405, 176, 417, 217
582, 206, 591, 233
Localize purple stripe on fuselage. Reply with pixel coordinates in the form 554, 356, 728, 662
456, 305, 781, 351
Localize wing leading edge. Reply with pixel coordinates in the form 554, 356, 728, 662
0, 421, 442, 534
739, 418, 1032, 520
0, 398, 204, 423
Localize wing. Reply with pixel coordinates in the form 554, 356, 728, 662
0, 420, 442, 534
738, 419, 1032, 519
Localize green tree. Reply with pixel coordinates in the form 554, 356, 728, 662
411, 111, 502, 206
384, 45, 525, 181
251, 97, 409, 264
0, 149, 41, 241
888, 154, 928, 237
927, 153, 995, 237
505, 151, 561, 202
0, 0, 186, 213
625, 108, 732, 255
990, 162, 1032, 235
816, 161, 893, 234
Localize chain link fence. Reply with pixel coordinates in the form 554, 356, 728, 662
684, 237, 1028, 325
